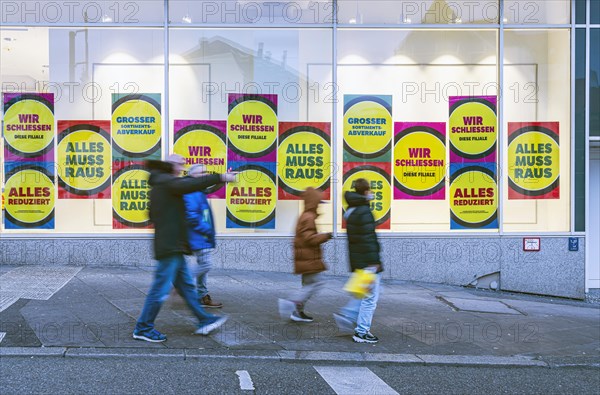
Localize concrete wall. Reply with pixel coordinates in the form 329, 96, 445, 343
0, 236, 585, 299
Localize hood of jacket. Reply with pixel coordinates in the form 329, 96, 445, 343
344, 191, 369, 207
146, 160, 174, 186
302, 187, 323, 213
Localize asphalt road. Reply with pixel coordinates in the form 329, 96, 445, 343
1, 356, 599, 394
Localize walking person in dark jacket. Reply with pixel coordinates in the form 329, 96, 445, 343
132, 154, 236, 342
279, 187, 332, 322
184, 164, 222, 309
334, 178, 383, 343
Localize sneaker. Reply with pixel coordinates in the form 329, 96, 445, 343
333, 313, 355, 334
290, 310, 314, 322
352, 331, 378, 344
194, 316, 228, 335
132, 329, 167, 343
278, 298, 296, 320
201, 294, 223, 309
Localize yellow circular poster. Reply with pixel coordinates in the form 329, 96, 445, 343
57, 124, 111, 198
112, 95, 161, 157
3, 94, 54, 158
226, 165, 277, 228
449, 97, 497, 161
228, 96, 278, 159
278, 126, 331, 198
507, 124, 560, 199
450, 165, 498, 229
4, 166, 55, 228
393, 125, 446, 199
343, 96, 392, 159
112, 165, 151, 228
342, 165, 391, 228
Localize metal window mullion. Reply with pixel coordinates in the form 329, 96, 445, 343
164, 0, 170, 156
499, 0, 505, 236
584, 0, 591, 291
571, 0, 577, 234
332, 0, 338, 238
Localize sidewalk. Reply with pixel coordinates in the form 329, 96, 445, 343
0, 265, 599, 367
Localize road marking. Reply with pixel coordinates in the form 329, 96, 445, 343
235, 370, 255, 391
0, 332, 5, 344
314, 366, 399, 395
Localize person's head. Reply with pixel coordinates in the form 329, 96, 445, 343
353, 178, 371, 196
188, 164, 208, 177
166, 154, 185, 176
301, 187, 323, 212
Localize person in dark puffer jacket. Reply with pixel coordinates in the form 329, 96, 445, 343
133, 155, 236, 343
334, 178, 383, 344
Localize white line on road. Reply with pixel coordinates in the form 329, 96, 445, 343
235, 370, 255, 391
0, 332, 6, 344
314, 366, 399, 395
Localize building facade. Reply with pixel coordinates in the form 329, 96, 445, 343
0, 0, 598, 299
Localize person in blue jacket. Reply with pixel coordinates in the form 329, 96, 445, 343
184, 164, 223, 308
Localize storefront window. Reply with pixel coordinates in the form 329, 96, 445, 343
169, 28, 333, 234
168, 1, 334, 25
502, 30, 571, 232
503, 0, 570, 24
337, 0, 499, 24
0, 1, 164, 25
337, 29, 497, 232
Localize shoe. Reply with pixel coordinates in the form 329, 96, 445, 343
194, 316, 228, 335
201, 294, 223, 309
290, 310, 313, 322
333, 313, 355, 334
352, 331, 378, 344
278, 298, 296, 320
132, 329, 167, 343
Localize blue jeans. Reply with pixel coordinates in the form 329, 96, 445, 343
341, 274, 381, 335
135, 254, 216, 333
191, 249, 213, 299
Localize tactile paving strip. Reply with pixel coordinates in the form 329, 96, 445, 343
0, 266, 81, 311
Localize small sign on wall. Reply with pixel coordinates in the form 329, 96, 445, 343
523, 237, 540, 252
569, 237, 579, 251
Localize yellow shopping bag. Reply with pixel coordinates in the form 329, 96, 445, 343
343, 269, 376, 299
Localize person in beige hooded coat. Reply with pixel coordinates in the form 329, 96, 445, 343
280, 187, 332, 322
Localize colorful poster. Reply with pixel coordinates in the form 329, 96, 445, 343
173, 120, 227, 198
278, 122, 331, 200
507, 122, 560, 199
3, 93, 54, 162
227, 94, 278, 162
3, 163, 55, 229
449, 96, 497, 163
111, 94, 161, 161
112, 162, 151, 229
393, 122, 446, 200
342, 163, 391, 230
56, 121, 111, 199
450, 163, 498, 229
226, 162, 276, 229
343, 95, 393, 162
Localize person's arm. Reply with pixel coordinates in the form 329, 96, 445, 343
297, 215, 331, 247
169, 174, 222, 195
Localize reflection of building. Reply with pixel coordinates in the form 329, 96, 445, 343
0, 1, 598, 300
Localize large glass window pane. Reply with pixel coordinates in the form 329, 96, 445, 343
338, 0, 499, 25
1, 27, 164, 233
337, 29, 497, 232
503, 30, 571, 232
0, 1, 164, 25
575, 0, 586, 24
592, 0, 600, 24
169, 1, 334, 25
169, 28, 333, 234
503, 0, 570, 24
